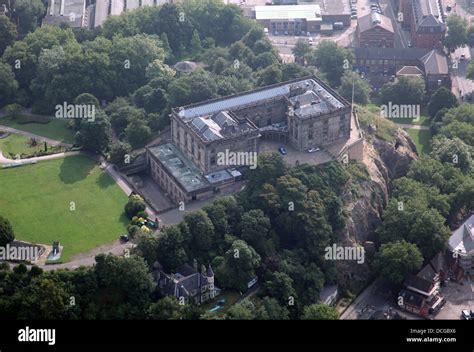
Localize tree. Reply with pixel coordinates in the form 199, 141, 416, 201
375, 240, 423, 284
302, 304, 339, 320
256, 297, 290, 320
430, 136, 473, 175
124, 194, 146, 219
189, 29, 202, 55
292, 39, 312, 62
380, 76, 425, 106
338, 71, 371, 105
240, 209, 274, 256
438, 120, 474, 147
168, 71, 218, 107
147, 296, 183, 320
183, 210, 215, 260
263, 271, 297, 307
13, 0, 45, 34
109, 34, 166, 96
376, 198, 451, 259
407, 156, 467, 195
124, 117, 152, 149
109, 105, 144, 136
0, 216, 14, 247
257, 64, 283, 86
214, 240, 260, 291
109, 142, 132, 167
155, 225, 188, 271
0, 62, 18, 104
444, 14, 467, 51
4, 103, 23, 118
0, 16, 17, 54
225, 300, 256, 320
93, 254, 153, 319
427, 87, 458, 118
308, 41, 354, 87
467, 25, 474, 48
392, 177, 451, 216
75, 111, 111, 153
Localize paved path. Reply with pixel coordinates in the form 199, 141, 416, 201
0, 124, 72, 148
0, 150, 81, 164
396, 124, 430, 130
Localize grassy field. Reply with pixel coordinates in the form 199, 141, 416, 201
0, 155, 129, 262
0, 134, 56, 158
405, 128, 432, 155
0, 115, 75, 144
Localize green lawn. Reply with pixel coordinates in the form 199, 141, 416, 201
0, 115, 75, 144
405, 128, 432, 155
0, 134, 56, 158
391, 115, 430, 126
0, 155, 129, 262
201, 290, 242, 317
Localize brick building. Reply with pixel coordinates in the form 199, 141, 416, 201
399, 0, 446, 48
357, 12, 395, 48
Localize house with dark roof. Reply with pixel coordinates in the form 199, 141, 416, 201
420, 49, 451, 91
152, 261, 220, 305
448, 214, 474, 276
397, 252, 448, 318
357, 12, 395, 48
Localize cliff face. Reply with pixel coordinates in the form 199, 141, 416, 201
337, 127, 418, 287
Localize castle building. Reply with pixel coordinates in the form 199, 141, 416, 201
146, 76, 352, 204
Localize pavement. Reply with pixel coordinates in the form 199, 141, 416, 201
395, 124, 430, 130
435, 277, 474, 320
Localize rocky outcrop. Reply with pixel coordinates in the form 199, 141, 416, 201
337, 126, 418, 287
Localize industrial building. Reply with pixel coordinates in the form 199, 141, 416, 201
43, 0, 169, 28
254, 1, 351, 35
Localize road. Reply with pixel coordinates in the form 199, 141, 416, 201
444, 0, 474, 99
380, 0, 411, 48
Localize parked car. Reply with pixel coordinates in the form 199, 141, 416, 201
307, 147, 320, 153
278, 147, 288, 155
460, 54, 466, 61
446, 5, 452, 12
120, 234, 130, 242
351, 14, 357, 19
408, 41, 413, 48
461, 310, 471, 320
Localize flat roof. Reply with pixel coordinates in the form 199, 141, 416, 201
255, 5, 322, 21
147, 143, 210, 193
177, 76, 347, 120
